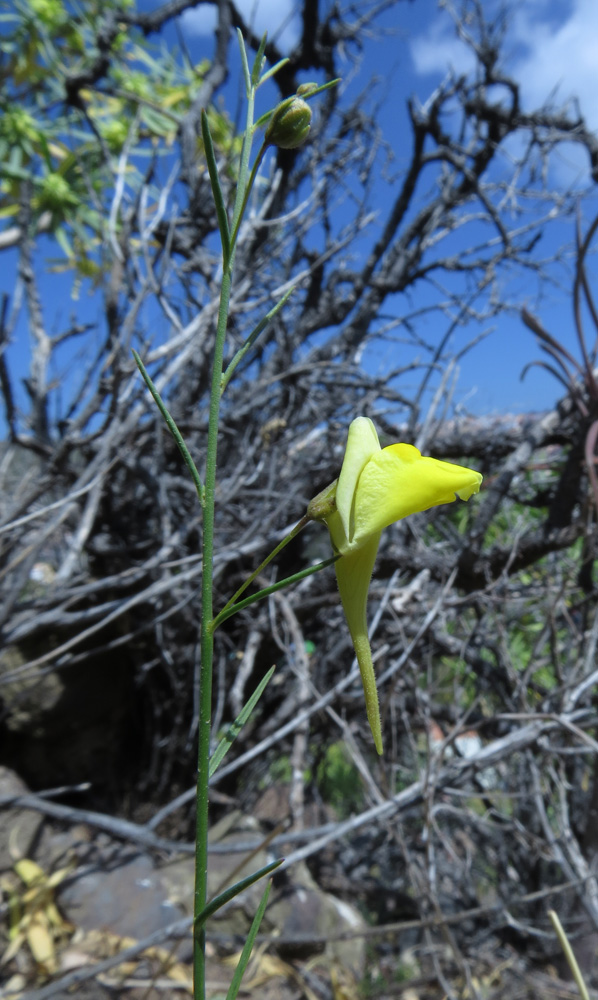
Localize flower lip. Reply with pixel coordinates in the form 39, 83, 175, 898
351, 441, 483, 548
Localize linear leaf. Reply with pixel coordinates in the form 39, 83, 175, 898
225, 880, 272, 1000
194, 859, 282, 932
221, 287, 294, 393
213, 555, 338, 629
237, 28, 251, 95
132, 350, 204, 506
258, 57, 290, 87
209, 666, 275, 778
201, 110, 231, 262
251, 34, 268, 87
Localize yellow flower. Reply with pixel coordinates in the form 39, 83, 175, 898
309, 417, 482, 755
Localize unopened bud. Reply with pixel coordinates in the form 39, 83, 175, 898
264, 96, 312, 150
296, 82, 318, 97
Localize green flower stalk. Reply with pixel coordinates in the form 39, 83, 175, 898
309, 417, 482, 755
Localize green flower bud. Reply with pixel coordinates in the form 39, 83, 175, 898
264, 96, 312, 150
296, 82, 318, 97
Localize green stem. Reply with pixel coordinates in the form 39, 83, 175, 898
229, 140, 267, 250
190, 45, 337, 997
194, 267, 231, 999
193, 76, 258, 1000
229, 104, 257, 267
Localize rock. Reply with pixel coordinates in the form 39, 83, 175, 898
266, 862, 366, 976
0, 767, 43, 870
59, 853, 186, 944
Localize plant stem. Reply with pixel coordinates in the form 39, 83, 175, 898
194, 265, 233, 999
549, 910, 590, 1000
193, 75, 257, 1000
229, 141, 267, 249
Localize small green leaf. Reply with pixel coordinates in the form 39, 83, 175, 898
225, 880, 272, 1000
194, 858, 282, 932
201, 109, 231, 262
132, 350, 205, 506
236, 28, 251, 96
251, 34, 268, 87
54, 225, 73, 258
258, 57, 290, 87
221, 286, 294, 393
209, 667, 275, 778
213, 555, 338, 629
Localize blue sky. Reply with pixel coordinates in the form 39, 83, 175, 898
155, 0, 598, 414
2, 0, 598, 433
405, 0, 598, 413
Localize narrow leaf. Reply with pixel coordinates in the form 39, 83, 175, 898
209, 667, 275, 778
194, 858, 282, 932
216, 515, 310, 622
225, 880, 272, 1000
237, 28, 251, 95
251, 34, 268, 87
201, 109, 231, 262
221, 287, 294, 393
213, 555, 338, 628
258, 57, 290, 87
132, 350, 204, 506
309, 78, 341, 96
55, 226, 73, 259
256, 78, 341, 124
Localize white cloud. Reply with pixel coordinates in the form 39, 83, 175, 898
180, 4, 217, 36
510, 0, 598, 130
181, 0, 301, 53
411, 0, 598, 130
410, 17, 475, 77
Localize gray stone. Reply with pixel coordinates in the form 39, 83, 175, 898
60, 854, 184, 941
0, 767, 43, 870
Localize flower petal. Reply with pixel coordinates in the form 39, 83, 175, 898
334, 531, 383, 754
335, 417, 380, 544
353, 443, 482, 545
